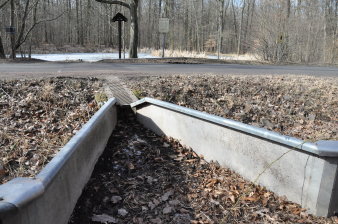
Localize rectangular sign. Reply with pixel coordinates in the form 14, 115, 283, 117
5, 27, 16, 34
159, 18, 169, 33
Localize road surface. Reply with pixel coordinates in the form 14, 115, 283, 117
0, 62, 337, 78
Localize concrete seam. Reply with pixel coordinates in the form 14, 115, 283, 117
301, 155, 310, 206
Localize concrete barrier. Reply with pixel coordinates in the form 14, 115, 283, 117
0, 98, 118, 224
131, 97, 338, 217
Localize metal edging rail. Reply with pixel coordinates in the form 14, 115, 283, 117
131, 97, 338, 157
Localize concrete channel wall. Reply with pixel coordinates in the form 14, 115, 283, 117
0, 98, 118, 224
131, 98, 338, 217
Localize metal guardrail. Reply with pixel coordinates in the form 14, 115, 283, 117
131, 97, 338, 157
0, 98, 118, 224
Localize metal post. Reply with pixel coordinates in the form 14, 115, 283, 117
118, 21, 122, 59
162, 33, 166, 58
123, 22, 126, 59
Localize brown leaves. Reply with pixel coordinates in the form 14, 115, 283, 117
0, 78, 101, 184
70, 111, 337, 224
127, 75, 338, 141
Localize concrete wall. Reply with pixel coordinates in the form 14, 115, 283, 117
0, 98, 118, 224
132, 98, 338, 217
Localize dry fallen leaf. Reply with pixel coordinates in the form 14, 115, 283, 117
111, 196, 122, 204
163, 206, 173, 214
150, 218, 162, 224
91, 214, 117, 223
118, 208, 128, 217
161, 190, 173, 202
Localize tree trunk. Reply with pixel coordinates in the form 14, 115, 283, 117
0, 35, 6, 59
217, 0, 224, 59
237, 0, 246, 55
231, 0, 238, 47
43, 0, 48, 43
157, 0, 162, 50
76, 0, 80, 45
10, 0, 16, 59
129, 0, 139, 58
283, 0, 291, 61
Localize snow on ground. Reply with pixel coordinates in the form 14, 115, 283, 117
18, 53, 159, 62
17, 52, 257, 62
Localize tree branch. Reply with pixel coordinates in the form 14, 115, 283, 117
16, 11, 66, 50
0, 0, 9, 9
95, 0, 130, 9
15, 0, 31, 49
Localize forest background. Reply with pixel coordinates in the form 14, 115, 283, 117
0, 0, 336, 63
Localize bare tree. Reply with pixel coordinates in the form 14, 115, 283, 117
237, 0, 246, 55
0, 0, 335, 64
0, 0, 9, 58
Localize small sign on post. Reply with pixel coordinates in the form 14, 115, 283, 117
159, 18, 169, 58
112, 13, 128, 59
159, 18, 169, 33
5, 26, 16, 34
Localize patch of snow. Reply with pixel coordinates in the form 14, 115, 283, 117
17, 53, 158, 62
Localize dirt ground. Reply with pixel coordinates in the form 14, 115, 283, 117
69, 112, 337, 224
126, 75, 338, 141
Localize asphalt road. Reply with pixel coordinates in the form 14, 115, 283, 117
0, 62, 337, 77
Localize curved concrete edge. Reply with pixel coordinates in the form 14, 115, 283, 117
131, 97, 338, 157
0, 98, 118, 224
0, 178, 44, 210
37, 98, 117, 187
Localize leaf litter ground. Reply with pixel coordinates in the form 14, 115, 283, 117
126, 75, 337, 141
1, 75, 337, 223
0, 77, 102, 184
69, 114, 337, 223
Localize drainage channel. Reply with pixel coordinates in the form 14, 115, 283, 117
1, 98, 337, 223
68, 108, 331, 224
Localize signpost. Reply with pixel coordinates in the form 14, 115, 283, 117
112, 13, 128, 59
159, 18, 169, 58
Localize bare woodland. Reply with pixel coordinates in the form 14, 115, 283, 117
0, 0, 336, 63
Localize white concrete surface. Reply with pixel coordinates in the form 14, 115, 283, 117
133, 100, 338, 217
